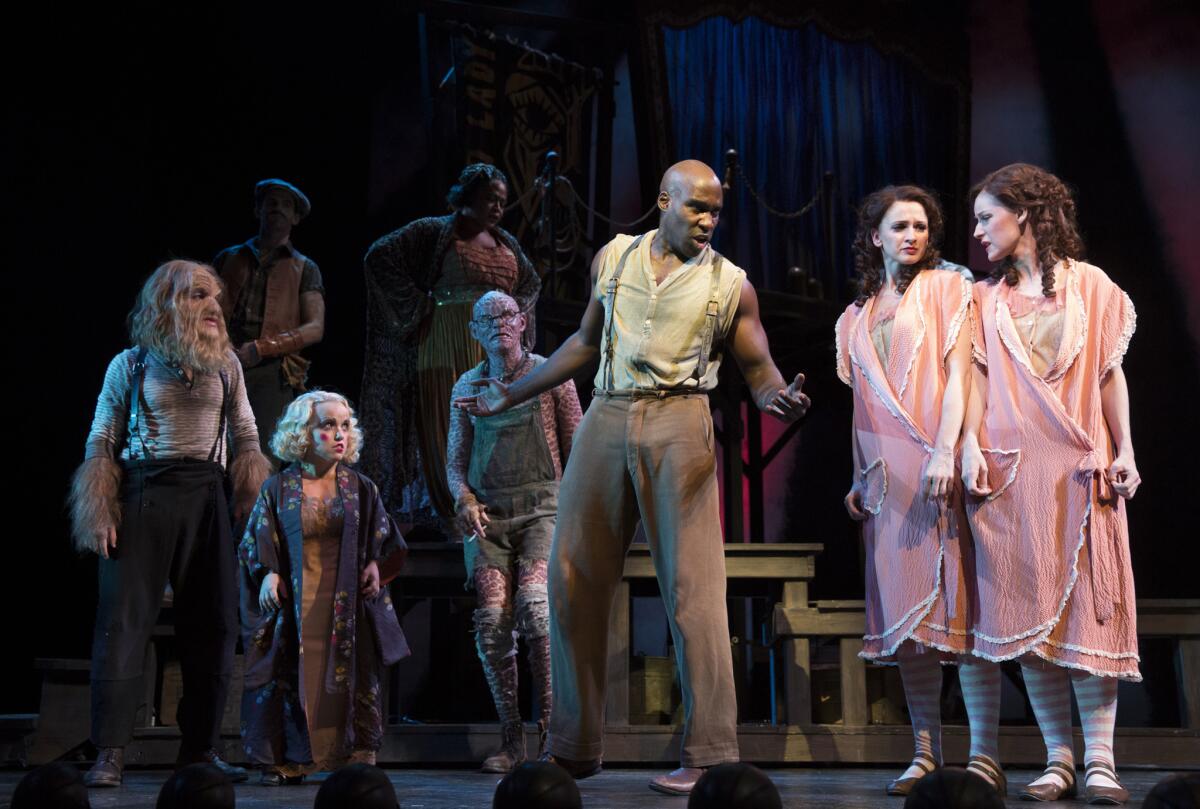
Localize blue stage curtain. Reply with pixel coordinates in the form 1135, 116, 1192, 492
662, 16, 961, 297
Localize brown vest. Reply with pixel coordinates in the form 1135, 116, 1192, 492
219, 245, 308, 338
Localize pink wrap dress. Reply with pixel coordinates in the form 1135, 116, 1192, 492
836, 269, 977, 661
967, 260, 1139, 680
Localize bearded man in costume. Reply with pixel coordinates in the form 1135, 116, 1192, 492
69, 259, 272, 787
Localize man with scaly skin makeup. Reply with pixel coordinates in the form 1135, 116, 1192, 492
456, 161, 811, 795
447, 291, 581, 773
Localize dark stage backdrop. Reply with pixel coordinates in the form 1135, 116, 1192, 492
8, 3, 406, 716
651, 13, 969, 585
7, 0, 1198, 720
660, 15, 965, 297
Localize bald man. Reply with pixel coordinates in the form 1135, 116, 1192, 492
456, 160, 810, 795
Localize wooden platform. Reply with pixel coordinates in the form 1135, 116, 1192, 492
104, 722, 1198, 770
25, 543, 1200, 774
0, 766, 1193, 808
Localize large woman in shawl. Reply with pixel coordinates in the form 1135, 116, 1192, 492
835, 186, 996, 797
962, 163, 1140, 804
360, 164, 541, 529
239, 391, 409, 785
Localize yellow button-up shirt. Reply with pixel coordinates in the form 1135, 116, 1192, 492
595, 230, 745, 391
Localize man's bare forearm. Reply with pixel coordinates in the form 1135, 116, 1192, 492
506, 332, 600, 406
741, 359, 786, 411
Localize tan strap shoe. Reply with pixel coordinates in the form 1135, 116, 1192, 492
1019, 760, 1077, 801
1084, 760, 1129, 805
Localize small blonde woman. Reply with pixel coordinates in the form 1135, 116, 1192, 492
238, 391, 410, 785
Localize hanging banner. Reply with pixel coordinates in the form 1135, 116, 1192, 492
456, 25, 602, 273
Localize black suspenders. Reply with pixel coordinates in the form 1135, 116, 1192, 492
211, 371, 229, 463
693, 253, 725, 383
126, 347, 230, 463
127, 347, 150, 460
601, 235, 645, 392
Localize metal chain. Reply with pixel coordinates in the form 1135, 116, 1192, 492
511, 174, 657, 229
509, 164, 821, 227
503, 181, 541, 213
559, 176, 659, 229
733, 163, 823, 220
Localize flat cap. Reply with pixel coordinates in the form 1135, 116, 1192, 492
255, 178, 311, 219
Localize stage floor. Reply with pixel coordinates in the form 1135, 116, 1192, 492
0, 766, 1190, 808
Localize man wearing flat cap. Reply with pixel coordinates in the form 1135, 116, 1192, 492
214, 179, 326, 462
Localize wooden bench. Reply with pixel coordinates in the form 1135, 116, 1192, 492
34, 544, 1196, 766
399, 540, 821, 727
0, 714, 38, 767
605, 543, 822, 727
773, 598, 1200, 730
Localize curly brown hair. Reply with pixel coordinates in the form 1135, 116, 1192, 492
852, 185, 945, 307
970, 163, 1085, 297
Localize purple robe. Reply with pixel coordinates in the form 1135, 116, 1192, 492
238, 464, 409, 766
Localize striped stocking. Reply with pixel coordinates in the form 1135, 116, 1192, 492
1020, 662, 1076, 788
1071, 671, 1120, 789
958, 659, 1002, 787
896, 647, 944, 777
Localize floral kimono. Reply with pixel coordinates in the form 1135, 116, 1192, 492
836, 269, 977, 661
967, 260, 1139, 679
238, 464, 410, 768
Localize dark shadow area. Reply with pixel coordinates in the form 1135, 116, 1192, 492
1029, 0, 1200, 597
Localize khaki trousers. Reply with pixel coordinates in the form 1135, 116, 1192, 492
546, 393, 739, 766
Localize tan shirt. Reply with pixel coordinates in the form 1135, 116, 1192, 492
594, 230, 745, 391
1008, 288, 1066, 379
868, 287, 903, 368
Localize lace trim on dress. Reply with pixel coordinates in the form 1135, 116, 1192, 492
980, 447, 1022, 503
1045, 261, 1087, 384
1101, 289, 1137, 379
896, 276, 926, 402
834, 311, 852, 386
942, 273, 972, 362
860, 457, 888, 516
967, 495, 1093, 649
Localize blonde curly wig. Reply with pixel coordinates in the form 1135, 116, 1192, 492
270, 390, 364, 465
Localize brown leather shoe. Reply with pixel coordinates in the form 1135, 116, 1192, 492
350, 749, 377, 766
482, 721, 526, 773
886, 757, 938, 797
537, 751, 602, 780
649, 767, 705, 796
260, 770, 305, 786
84, 747, 123, 788
966, 754, 1007, 797
1019, 760, 1077, 801
1084, 761, 1129, 805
